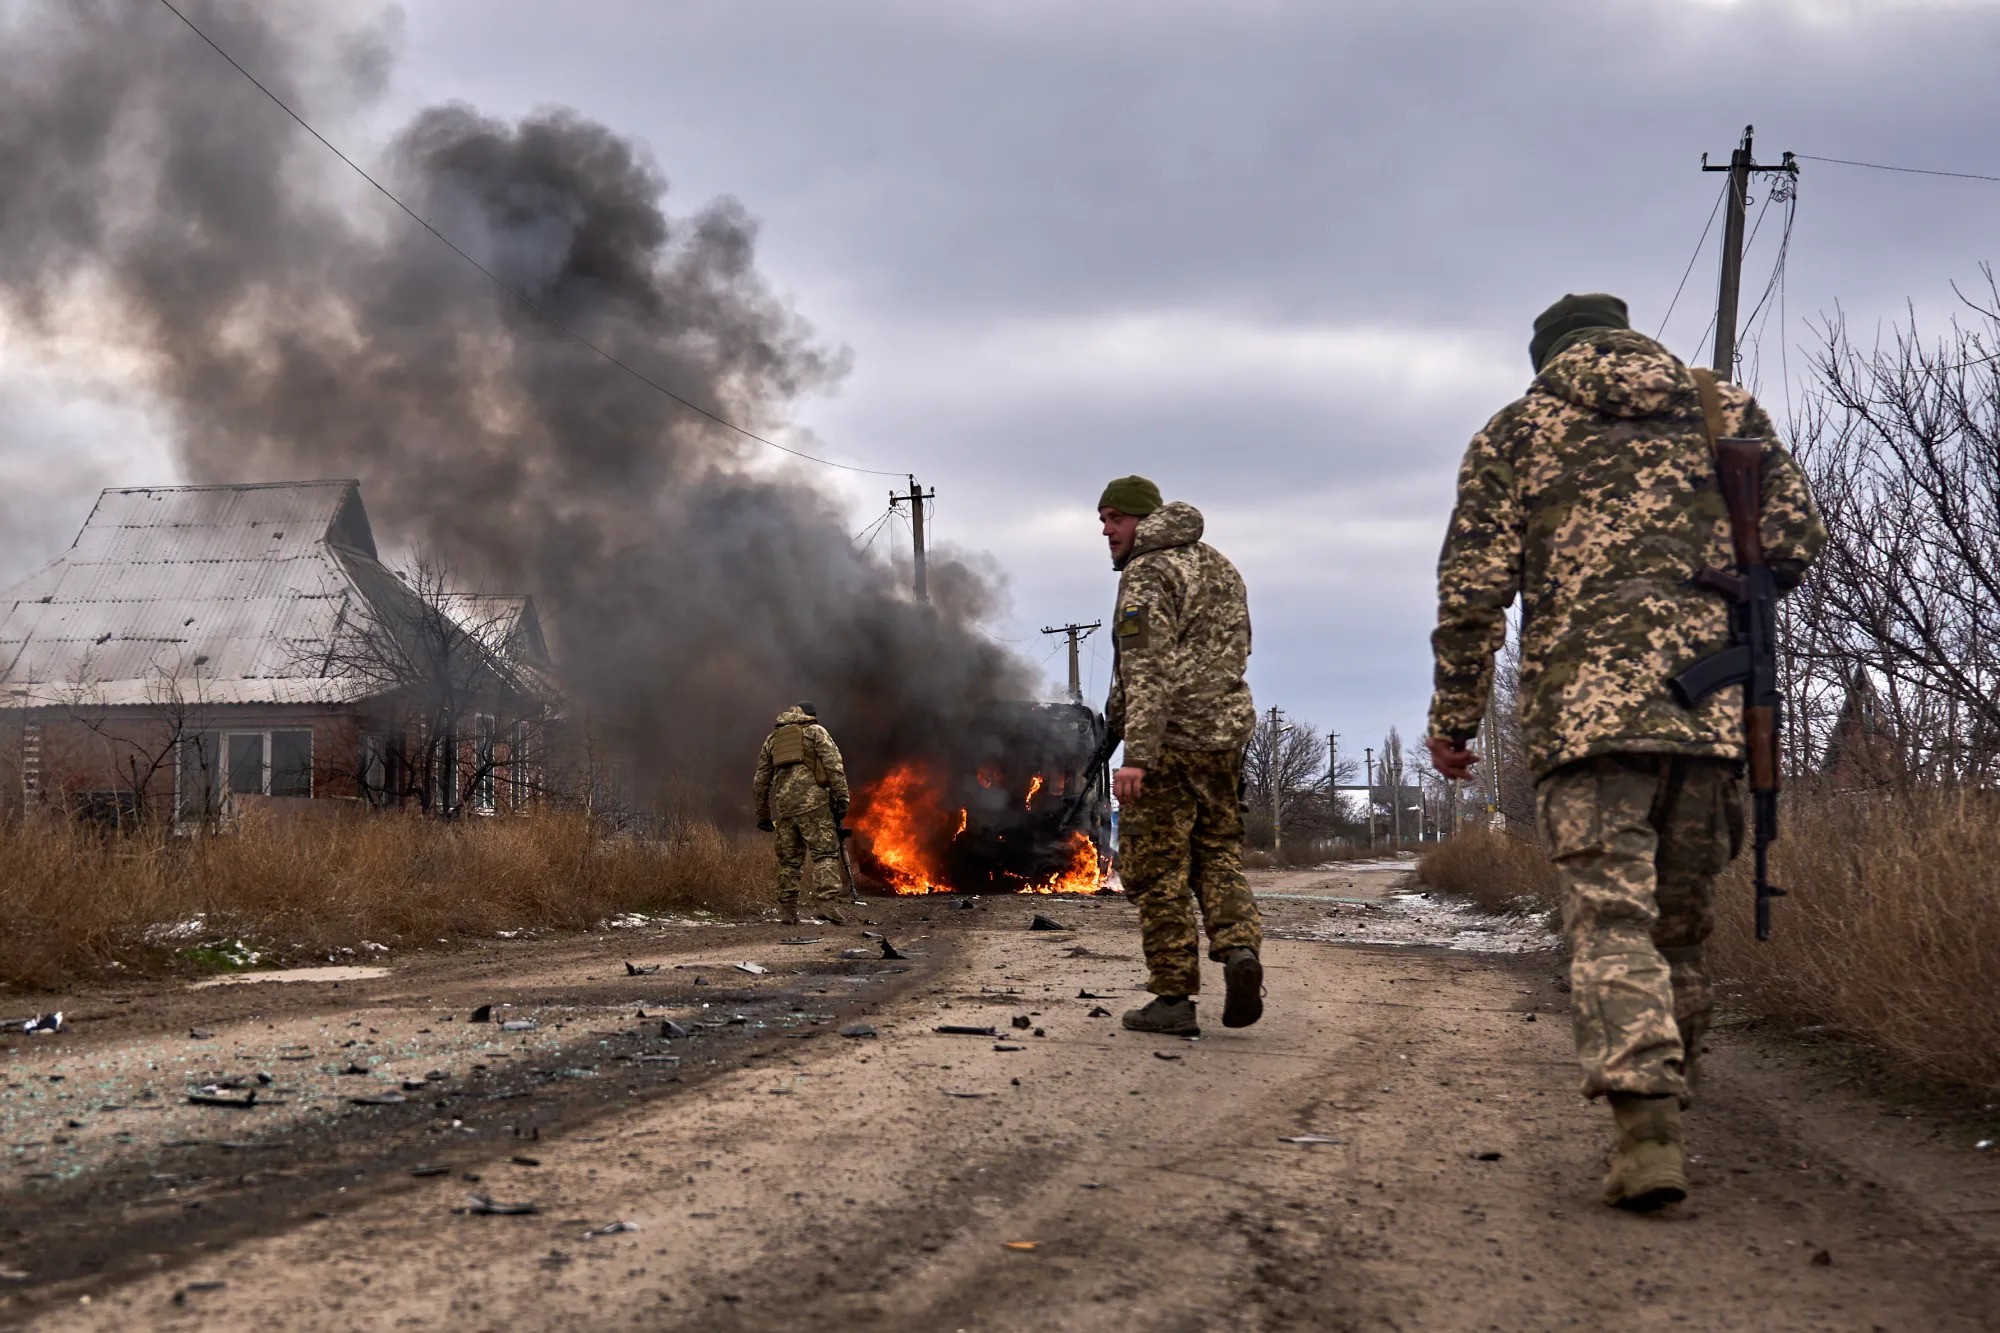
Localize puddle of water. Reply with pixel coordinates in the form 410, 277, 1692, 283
189, 965, 391, 989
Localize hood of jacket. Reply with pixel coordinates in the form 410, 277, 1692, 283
1120, 500, 1205, 569
774, 707, 815, 728
1536, 328, 1695, 421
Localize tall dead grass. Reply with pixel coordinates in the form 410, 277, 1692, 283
1710, 790, 2000, 1097
0, 809, 767, 991
1417, 827, 1562, 915
1421, 793, 2000, 1097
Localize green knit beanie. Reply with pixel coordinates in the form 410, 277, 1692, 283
1530, 293, 1630, 371
1097, 475, 1162, 517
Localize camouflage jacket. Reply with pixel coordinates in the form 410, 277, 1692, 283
752, 708, 850, 820
1428, 329, 1825, 780
1106, 502, 1255, 767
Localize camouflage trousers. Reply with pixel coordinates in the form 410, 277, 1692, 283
1120, 745, 1262, 997
1536, 754, 1744, 1103
773, 806, 847, 908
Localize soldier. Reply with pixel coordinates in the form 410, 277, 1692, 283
1098, 475, 1264, 1037
752, 701, 852, 926
1426, 293, 1824, 1209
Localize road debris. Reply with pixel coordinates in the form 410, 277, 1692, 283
839, 1024, 878, 1039
187, 1088, 258, 1109
349, 1092, 408, 1106
880, 939, 908, 960
840, 948, 874, 959
941, 1090, 989, 1099
1077, 990, 1108, 999
1087, 1006, 1112, 1018
735, 962, 769, 975
1279, 1135, 1343, 1145
510, 1155, 541, 1167
624, 961, 661, 976
1153, 1051, 1182, 1061
458, 1194, 540, 1216
501, 1019, 537, 1032
660, 1020, 690, 1039
188, 1029, 216, 1040
585, 1221, 639, 1238
780, 937, 824, 945
1011, 1014, 1032, 1029
1004, 1241, 1039, 1251
410, 1165, 451, 1177
993, 1043, 1024, 1052
1811, 1248, 1833, 1267
1471, 1150, 1503, 1161
936, 1024, 1000, 1037
470, 1005, 493, 1023
1029, 914, 1068, 931
20, 1012, 62, 1035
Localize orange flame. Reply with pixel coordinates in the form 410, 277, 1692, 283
1025, 775, 1044, 809
1015, 829, 1105, 896
853, 760, 1106, 897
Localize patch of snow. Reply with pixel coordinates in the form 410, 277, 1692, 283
1275, 891, 1555, 955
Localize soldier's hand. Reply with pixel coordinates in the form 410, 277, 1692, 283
831, 800, 848, 823
1113, 765, 1146, 803
756, 818, 774, 833
1425, 735, 1479, 781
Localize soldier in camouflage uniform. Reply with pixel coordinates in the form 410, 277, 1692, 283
752, 702, 852, 926
1098, 476, 1264, 1037
1426, 294, 1824, 1209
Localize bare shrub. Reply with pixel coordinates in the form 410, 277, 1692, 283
0, 810, 767, 991
1417, 828, 1561, 916
1711, 790, 2000, 1097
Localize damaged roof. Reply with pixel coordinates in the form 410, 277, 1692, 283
2, 481, 410, 707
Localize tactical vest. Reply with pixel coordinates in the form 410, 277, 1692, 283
769, 724, 829, 786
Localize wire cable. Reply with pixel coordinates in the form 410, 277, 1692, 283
1797, 153, 2000, 185
153, 0, 906, 478
1657, 178, 1729, 339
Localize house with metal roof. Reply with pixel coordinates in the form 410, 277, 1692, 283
0, 481, 552, 824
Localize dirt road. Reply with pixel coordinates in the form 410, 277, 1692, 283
5, 865, 1997, 1330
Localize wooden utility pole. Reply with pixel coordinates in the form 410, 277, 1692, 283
1364, 746, 1377, 849
1265, 707, 1287, 858
887, 475, 936, 601
1327, 731, 1339, 825
1703, 126, 1798, 383
1040, 622, 1100, 703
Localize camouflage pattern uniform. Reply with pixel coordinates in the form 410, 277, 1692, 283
751, 707, 851, 916
1106, 501, 1262, 997
1428, 329, 1824, 1101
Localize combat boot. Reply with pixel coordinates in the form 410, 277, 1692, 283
778, 904, 800, 926
1122, 996, 1199, 1037
1602, 1093, 1688, 1211
1220, 947, 1264, 1028
815, 904, 848, 926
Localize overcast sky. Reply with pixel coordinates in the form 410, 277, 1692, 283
5, 0, 1999, 762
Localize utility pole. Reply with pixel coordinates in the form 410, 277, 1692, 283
1703, 126, 1798, 383
1265, 707, 1287, 859
1039, 622, 1101, 704
1364, 746, 1377, 850
1327, 731, 1339, 827
887, 475, 936, 601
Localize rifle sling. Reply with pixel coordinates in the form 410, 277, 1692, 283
1690, 367, 1726, 452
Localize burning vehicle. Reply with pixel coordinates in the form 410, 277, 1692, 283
850, 702, 1113, 895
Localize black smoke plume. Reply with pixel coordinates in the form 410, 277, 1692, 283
0, 0, 1039, 819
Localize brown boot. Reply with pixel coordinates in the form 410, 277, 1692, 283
814, 904, 847, 926
1602, 1094, 1688, 1211
779, 904, 800, 926
1121, 996, 1199, 1036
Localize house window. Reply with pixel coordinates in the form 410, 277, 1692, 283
182, 729, 314, 807
473, 715, 496, 813
510, 723, 532, 808
437, 728, 458, 814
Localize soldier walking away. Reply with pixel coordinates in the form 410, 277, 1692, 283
1425, 294, 1824, 1210
1097, 475, 1264, 1038
752, 702, 853, 926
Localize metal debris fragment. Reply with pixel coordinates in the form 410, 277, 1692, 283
21, 1012, 62, 1035
500, 1019, 537, 1032
459, 1194, 540, 1216
187, 1089, 257, 1109
839, 1024, 878, 1039
935, 1025, 1000, 1037
585, 1221, 639, 1238
735, 962, 769, 975
1029, 914, 1068, 931
624, 961, 661, 976
1279, 1135, 1343, 1145
470, 1005, 493, 1023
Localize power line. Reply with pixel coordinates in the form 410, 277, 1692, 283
1657, 179, 1729, 339
1796, 153, 2000, 185
153, 0, 905, 479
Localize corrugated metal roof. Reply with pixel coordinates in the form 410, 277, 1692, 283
0, 481, 391, 708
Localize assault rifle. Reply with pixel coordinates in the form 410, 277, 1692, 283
834, 822, 862, 904
1667, 424, 1786, 941
1060, 726, 1122, 828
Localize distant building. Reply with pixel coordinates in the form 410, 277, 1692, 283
1818, 668, 1906, 793
0, 481, 553, 826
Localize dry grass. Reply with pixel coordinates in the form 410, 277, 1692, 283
1417, 827, 1562, 915
0, 809, 767, 991
1710, 790, 2000, 1098
1420, 794, 2000, 1097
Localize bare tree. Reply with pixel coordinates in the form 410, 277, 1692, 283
1788, 277, 2000, 785
1243, 710, 1362, 853
47, 661, 218, 830
308, 556, 558, 817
